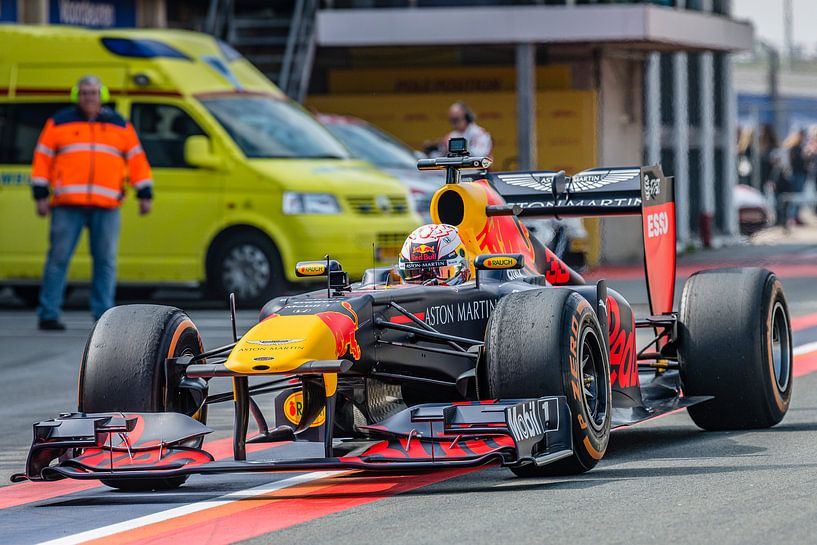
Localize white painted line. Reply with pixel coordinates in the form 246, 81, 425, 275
34, 471, 343, 545
794, 342, 817, 357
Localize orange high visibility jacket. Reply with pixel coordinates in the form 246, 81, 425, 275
31, 106, 153, 208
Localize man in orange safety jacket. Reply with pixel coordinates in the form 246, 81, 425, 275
31, 75, 153, 330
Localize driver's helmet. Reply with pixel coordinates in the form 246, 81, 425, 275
398, 224, 471, 286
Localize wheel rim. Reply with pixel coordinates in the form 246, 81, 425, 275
580, 327, 608, 431
221, 244, 271, 300
770, 301, 791, 392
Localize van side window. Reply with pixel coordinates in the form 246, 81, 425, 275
0, 103, 68, 164
131, 103, 205, 168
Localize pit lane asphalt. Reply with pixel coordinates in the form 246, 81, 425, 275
0, 265, 816, 545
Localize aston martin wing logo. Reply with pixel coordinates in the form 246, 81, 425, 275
569, 169, 641, 191
496, 168, 641, 193
496, 172, 556, 192
247, 339, 305, 345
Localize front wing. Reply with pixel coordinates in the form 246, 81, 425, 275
20, 397, 573, 482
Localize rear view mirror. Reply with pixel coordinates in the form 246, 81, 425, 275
184, 135, 221, 169
474, 254, 525, 271
296, 259, 349, 294
295, 259, 342, 277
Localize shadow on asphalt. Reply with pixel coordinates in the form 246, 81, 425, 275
40, 421, 817, 508
606, 426, 766, 459
44, 456, 817, 507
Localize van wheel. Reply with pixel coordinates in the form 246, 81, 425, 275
207, 231, 284, 308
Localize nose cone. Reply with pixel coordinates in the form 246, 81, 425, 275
225, 315, 337, 374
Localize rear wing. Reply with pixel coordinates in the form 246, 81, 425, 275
484, 166, 676, 316
485, 166, 652, 217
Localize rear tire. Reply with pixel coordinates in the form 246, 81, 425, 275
79, 304, 208, 490
679, 268, 792, 430
206, 231, 284, 308
483, 289, 611, 477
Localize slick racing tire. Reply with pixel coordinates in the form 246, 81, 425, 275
483, 289, 611, 476
79, 305, 208, 491
679, 268, 792, 430
207, 230, 284, 308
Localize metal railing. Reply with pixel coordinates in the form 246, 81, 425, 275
204, 0, 319, 102
279, 0, 320, 102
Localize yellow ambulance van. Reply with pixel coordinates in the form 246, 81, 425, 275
0, 26, 419, 306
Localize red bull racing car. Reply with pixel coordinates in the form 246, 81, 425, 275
17, 139, 793, 490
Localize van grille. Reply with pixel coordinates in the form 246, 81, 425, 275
345, 195, 409, 215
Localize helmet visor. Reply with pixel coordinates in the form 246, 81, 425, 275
398, 256, 468, 286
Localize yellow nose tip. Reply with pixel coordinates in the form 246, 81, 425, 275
224, 315, 338, 374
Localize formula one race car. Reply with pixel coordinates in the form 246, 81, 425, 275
18, 139, 794, 490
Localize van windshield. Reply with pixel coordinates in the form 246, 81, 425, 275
200, 96, 350, 159
323, 122, 418, 169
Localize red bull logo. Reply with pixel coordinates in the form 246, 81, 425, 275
316, 301, 362, 360
411, 242, 438, 261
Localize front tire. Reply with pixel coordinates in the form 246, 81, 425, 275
483, 289, 611, 476
679, 268, 792, 430
79, 304, 208, 490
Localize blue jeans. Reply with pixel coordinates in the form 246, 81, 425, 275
38, 206, 121, 321
787, 172, 806, 222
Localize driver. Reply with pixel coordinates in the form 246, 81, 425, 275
398, 224, 471, 286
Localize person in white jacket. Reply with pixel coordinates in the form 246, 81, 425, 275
445, 102, 492, 158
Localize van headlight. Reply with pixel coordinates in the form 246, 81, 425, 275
282, 192, 341, 215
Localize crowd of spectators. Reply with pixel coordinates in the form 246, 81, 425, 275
737, 123, 817, 230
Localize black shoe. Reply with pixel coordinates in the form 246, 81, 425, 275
38, 319, 66, 331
